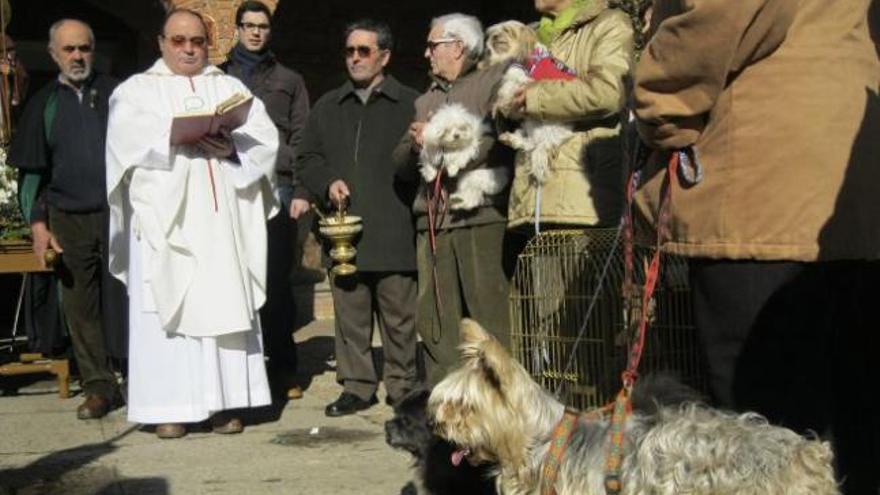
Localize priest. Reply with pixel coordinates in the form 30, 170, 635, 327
106, 8, 279, 439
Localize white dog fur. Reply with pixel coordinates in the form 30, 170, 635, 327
420, 103, 510, 211
486, 21, 574, 185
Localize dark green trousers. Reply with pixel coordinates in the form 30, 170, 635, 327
330, 271, 418, 402
416, 223, 519, 386
49, 208, 118, 399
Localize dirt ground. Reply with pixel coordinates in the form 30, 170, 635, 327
0, 319, 416, 495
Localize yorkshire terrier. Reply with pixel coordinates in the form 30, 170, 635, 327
385, 388, 497, 495
420, 103, 510, 211
429, 319, 840, 495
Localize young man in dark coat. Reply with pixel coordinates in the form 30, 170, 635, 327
297, 19, 420, 416
221, 0, 311, 400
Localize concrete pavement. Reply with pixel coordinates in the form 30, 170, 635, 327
0, 319, 415, 495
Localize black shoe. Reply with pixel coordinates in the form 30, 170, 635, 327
324, 392, 378, 417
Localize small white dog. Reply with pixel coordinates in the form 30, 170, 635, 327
420, 103, 510, 211
486, 20, 575, 184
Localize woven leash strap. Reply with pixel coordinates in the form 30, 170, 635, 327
540, 411, 580, 495
606, 150, 687, 494
603, 387, 634, 494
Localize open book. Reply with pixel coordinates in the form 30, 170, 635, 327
170, 92, 253, 145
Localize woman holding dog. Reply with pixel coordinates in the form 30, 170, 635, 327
506, 0, 634, 232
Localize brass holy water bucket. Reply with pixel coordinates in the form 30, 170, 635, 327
317, 211, 362, 276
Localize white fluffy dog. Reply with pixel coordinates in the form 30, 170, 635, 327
486, 21, 575, 185
420, 103, 510, 211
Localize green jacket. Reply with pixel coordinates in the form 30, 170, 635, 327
508, 1, 634, 230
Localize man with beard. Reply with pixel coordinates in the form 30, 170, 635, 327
221, 0, 310, 401
9, 19, 124, 420
106, 9, 278, 438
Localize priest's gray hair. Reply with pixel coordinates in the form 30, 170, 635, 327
431, 13, 484, 64
48, 19, 96, 48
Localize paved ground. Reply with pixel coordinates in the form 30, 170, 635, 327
0, 319, 416, 495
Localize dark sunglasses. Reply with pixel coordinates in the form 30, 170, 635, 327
163, 35, 208, 49
344, 45, 381, 58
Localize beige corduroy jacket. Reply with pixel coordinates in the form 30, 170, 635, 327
508, 1, 634, 230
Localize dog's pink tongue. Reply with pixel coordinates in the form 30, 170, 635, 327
451, 448, 470, 467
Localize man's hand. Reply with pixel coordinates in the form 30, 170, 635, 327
328, 180, 351, 210
289, 198, 311, 219
31, 221, 63, 269
196, 128, 235, 159
409, 122, 426, 152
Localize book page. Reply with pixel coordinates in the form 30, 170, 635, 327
170, 92, 253, 145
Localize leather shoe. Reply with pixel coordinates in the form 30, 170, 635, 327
76, 394, 113, 420
156, 423, 186, 439
211, 413, 244, 434
287, 385, 304, 400
325, 392, 377, 417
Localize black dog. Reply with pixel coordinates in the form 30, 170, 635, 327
385, 389, 497, 495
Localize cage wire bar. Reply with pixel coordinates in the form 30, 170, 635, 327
510, 228, 706, 411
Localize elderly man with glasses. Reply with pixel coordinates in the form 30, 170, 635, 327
393, 13, 517, 386
220, 0, 311, 402
296, 19, 420, 416
105, 8, 279, 438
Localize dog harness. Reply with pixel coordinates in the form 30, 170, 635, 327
540, 406, 612, 495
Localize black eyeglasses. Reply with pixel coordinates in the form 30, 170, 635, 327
239, 22, 270, 32
345, 45, 381, 58
426, 38, 459, 52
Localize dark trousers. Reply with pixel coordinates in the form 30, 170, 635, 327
690, 259, 880, 495
416, 223, 518, 386
330, 271, 418, 402
259, 212, 298, 373
49, 208, 118, 399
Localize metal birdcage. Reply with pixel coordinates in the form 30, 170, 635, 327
510, 228, 706, 411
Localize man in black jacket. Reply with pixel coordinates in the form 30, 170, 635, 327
297, 19, 420, 416
221, 1, 310, 400
9, 19, 123, 419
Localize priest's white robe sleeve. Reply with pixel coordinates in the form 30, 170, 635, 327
228, 92, 280, 192
106, 79, 174, 287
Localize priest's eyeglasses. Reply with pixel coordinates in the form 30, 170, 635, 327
163, 35, 208, 50
239, 22, 270, 32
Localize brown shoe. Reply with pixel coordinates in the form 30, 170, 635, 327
156, 423, 186, 439
211, 414, 244, 434
76, 394, 112, 420
287, 385, 304, 400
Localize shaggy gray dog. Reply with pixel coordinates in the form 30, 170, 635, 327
429, 319, 840, 495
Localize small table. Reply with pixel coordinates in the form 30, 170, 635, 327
0, 240, 69, 398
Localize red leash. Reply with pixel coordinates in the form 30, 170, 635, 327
605, 150, 685, 495
425, 167, 448, 329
